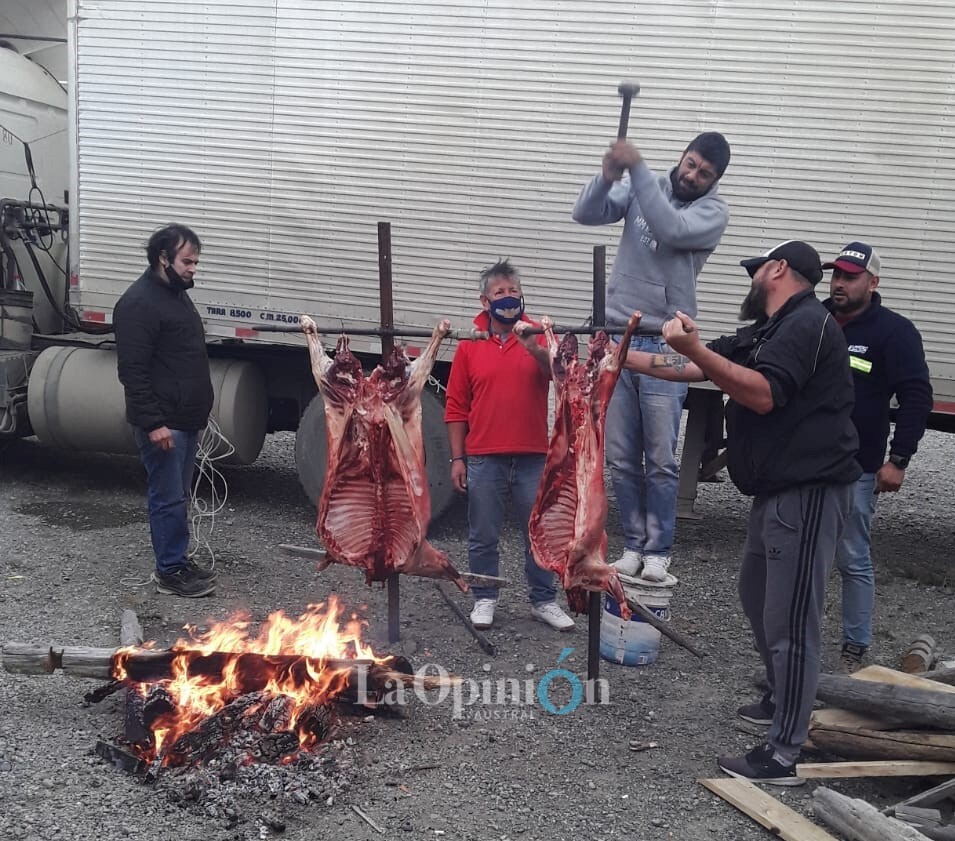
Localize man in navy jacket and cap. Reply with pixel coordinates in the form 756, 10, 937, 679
822, 241, 933, 667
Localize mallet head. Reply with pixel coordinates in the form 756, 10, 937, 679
618, 81, 640, 99
616, 81, 640, 139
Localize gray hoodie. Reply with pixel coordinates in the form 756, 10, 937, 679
572, 161, 729, 332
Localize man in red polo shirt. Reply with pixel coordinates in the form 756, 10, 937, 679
445, 259, 575, 633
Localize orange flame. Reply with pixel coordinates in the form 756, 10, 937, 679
113, 596, 388, 763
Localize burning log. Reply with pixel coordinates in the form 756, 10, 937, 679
1, 643, 453, 691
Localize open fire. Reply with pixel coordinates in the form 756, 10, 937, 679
112, 596, 396, 767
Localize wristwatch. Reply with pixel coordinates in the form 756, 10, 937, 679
888, 453, 910, 469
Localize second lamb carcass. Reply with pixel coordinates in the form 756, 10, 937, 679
302, 316, 467, 592
529, 313, 640, 617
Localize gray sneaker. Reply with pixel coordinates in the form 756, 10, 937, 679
154, 567, 216, 598
641, 554, 671, 582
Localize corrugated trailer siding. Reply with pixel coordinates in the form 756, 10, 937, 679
74, 0, 955, 395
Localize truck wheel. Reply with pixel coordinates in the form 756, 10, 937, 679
294, 393, 328, 508
294, 389, 454, 521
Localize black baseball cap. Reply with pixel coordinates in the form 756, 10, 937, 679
739, 240, 824, 285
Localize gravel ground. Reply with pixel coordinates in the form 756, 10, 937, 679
0, 427, 953, 841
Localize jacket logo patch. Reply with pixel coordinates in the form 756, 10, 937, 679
847, 344, 868, 353
849, 355, 873, 374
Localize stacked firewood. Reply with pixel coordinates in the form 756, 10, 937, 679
810, 640, 955, 764
807, 637, 955, 840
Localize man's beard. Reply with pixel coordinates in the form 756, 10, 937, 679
739, 283, 768, 321
670, 169, 705, 202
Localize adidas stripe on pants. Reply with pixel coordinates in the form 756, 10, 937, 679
738, 482, 852, 761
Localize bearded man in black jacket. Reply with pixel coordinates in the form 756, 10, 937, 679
113, 224, 216, 598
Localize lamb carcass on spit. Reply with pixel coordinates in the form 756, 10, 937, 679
529, 313, 640, 618
301, 316, 467, 591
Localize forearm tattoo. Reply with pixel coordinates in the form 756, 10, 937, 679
651, 353, 690, 372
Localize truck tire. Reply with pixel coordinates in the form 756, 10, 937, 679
294, 389, 454, 521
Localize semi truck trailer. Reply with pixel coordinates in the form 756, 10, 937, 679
2, 0, 954, 518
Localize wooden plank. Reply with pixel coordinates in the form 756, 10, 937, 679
852, 665, 955, 694
699, 777, 839, 841
810, 706, 901, 732
888, 776, 955, 812
797, 761, 955, 779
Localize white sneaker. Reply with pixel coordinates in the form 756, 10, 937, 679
470, 598, 497, 630
530, 601, 575, 632
611, 549, 644, 577
641, 554, 671, 582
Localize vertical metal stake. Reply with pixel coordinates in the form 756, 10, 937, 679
588, 245, 607, 691
378, 221, 401, 644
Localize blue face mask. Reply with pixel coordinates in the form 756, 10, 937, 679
488, 295, 525, 324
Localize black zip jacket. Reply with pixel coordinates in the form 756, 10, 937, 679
822, 292, 932, 472
708, 288, 861, 496
113, 270, 213, 432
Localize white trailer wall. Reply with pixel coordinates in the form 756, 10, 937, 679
70, 1, 955, 400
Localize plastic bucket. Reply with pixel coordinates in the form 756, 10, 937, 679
0, 289, 33, 350
599, 574, 677, 667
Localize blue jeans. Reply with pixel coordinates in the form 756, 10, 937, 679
134, 427, 200, 575
834, 473, 878, 648
466, 454, 556, 604
605, 335, 687, 556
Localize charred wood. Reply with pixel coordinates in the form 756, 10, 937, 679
95, 739, 146, 775
162, 692, 332, 768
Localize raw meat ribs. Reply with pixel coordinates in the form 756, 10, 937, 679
529, 314, 640, 617
302, 316, 467, 591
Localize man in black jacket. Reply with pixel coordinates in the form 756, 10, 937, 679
822, 242, 933, 666
114, 224, 216, 598
621, 240, 859, 785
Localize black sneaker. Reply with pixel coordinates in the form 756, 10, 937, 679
717, 743, 804, 786
737, 694, 775, 726
186, 559, 218, 581
154, 567, 216, 598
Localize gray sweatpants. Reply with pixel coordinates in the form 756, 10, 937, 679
739, 482, 852, 760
